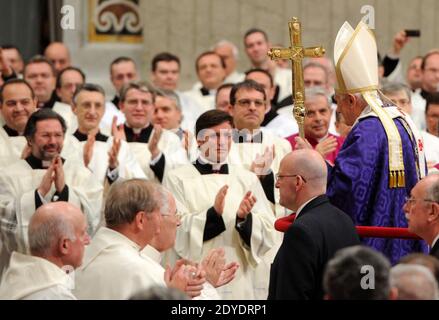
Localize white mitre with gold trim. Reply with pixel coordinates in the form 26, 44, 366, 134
334, 21, 410, 188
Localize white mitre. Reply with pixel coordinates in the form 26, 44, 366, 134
333, 21, 410, 188
334, 21, 379, 94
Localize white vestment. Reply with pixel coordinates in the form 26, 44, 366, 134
228, 131, 291, 298
262, 111, 299, 138
183, 87, 215, 113
100, 101, 126, 131
71, 135, 146, 185
0, 127, 26, 168
277, 102, 339, 136
53, 101, 78, 134
0, 252, 76, 300
127, 129, 189, 181
162, 163, 275, 300
74, 227, 166, 300
0, 158, 103, 265
274, 67, 292, 103
224, 71, 245, 84
176, 91, 205, 134
421, 130, 439, 167
411, 89, 427, 131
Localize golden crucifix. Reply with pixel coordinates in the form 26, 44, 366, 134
268, 17, 325, 138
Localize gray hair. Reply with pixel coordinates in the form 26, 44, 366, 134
381, 82, 412, 102
72, 83, 105, 105
390, 264, 439, 300
323, 245, 391, 300
155, 89, 182, 112
213, 40, 239, 59
28, 214, 76, 257
305, 86, 331, 107
104, 179, 163, 227
425, 173, 439, 203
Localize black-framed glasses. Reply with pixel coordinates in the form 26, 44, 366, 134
404, 196, 437, 206
275, 173, 307, 183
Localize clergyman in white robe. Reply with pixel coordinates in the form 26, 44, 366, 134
74, 227, 166, 300
0, 252, 76, 300
0, 156, 103, 272
162, 159, 275, 300
123, 125, 189, 182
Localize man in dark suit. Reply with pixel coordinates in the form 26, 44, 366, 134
404, 174, 439, 259
268, 149, 360, 300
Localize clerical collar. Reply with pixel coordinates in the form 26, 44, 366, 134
193, 157, 229, 175
37, 91, 59, 109
25, 154, 65, 169
232, 129, 263, 143
3, 125, 20, 137
73, 129, 109, 142
200, 87, 216, 96
124, 124, 153, 143
112, 95, 120, 109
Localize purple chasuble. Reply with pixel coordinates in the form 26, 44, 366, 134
327, 115, 428, 264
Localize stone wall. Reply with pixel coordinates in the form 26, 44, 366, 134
64, 0, 439, 94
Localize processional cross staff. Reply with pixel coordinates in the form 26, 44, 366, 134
268, 17, 325, 138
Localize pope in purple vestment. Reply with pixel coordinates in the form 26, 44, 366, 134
326, 114, 428, 264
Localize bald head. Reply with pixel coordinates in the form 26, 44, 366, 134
28, 202, 87, 267
282, 149, 327, 189
276, 149, 327, 211
44, 42, 71, 73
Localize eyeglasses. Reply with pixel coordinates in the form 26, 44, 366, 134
404, 196, 437, 206
161, 213, 182, 219
275, 173, 307, 183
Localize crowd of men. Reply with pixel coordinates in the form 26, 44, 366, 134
0, 21, 438, 300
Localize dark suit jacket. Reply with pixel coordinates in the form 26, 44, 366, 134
430, 241, 439, 260
268, 195, 360, 300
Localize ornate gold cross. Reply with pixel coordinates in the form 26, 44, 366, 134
268, 17, 325, 138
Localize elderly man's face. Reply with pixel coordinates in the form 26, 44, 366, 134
214, 44, 236, 76
404, 179, 434, 237
385, 90, 412, 114
66, 214, 90, 269
154, 196, 180, 251
304, 95, 332, 140
275, 156, 303, 211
